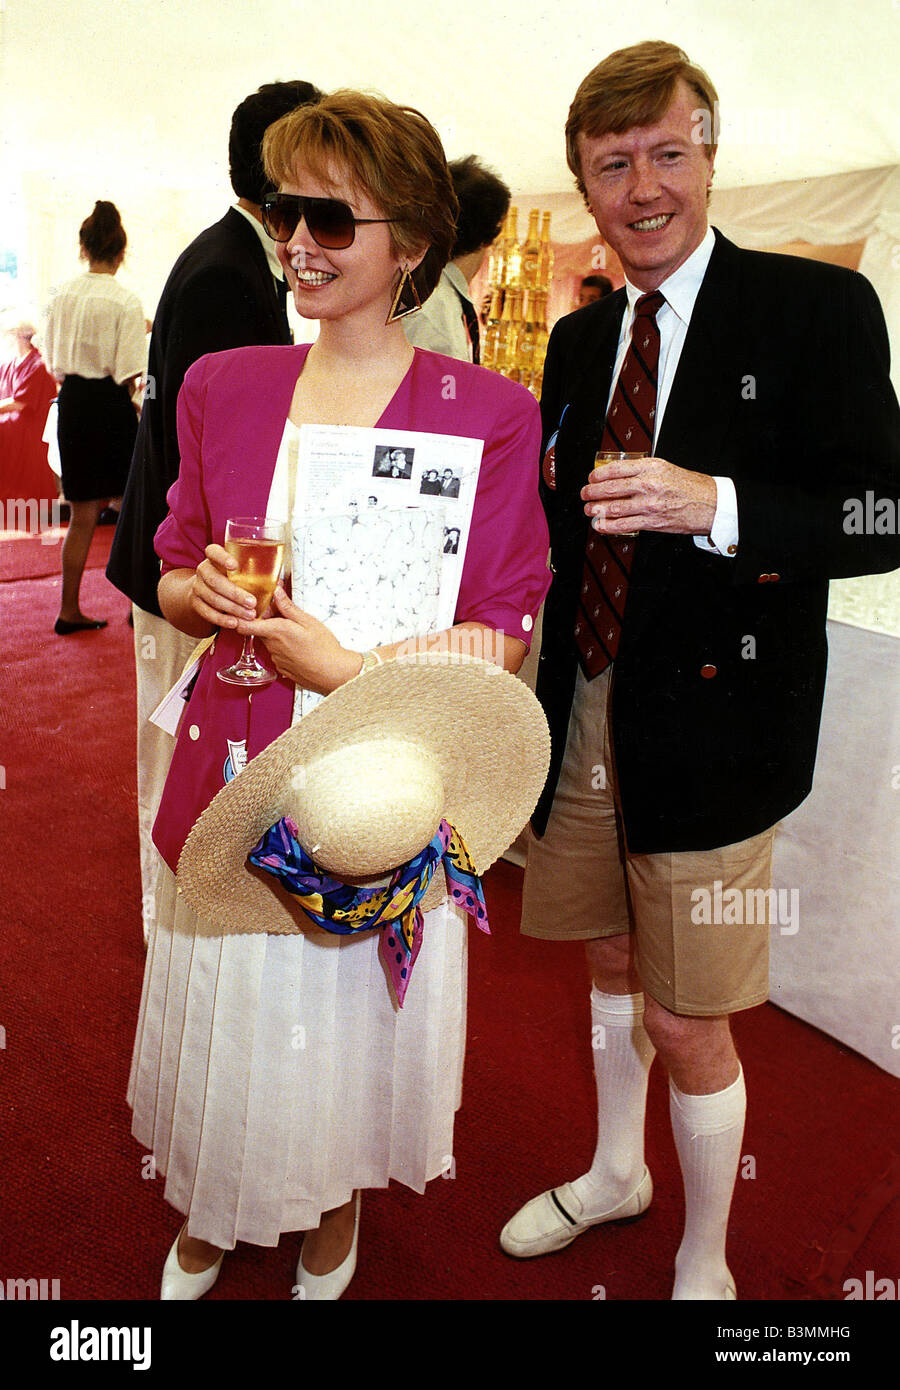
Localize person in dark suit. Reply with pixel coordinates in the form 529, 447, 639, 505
107, 79, 320, 943
500, 40, 900, 1299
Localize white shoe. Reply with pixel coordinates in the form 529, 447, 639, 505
672, 1269, 737, 1300
500, 1168, 653, 1258
159, 1226, 224, 1300
295, 1193, 360, 1301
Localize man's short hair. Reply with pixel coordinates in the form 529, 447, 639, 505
581, 274, 613, 297
448, 155, 511, 259
229, 80, 322, 204
566, 40, 718, 201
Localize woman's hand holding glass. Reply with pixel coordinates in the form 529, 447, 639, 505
189, 544, 259, 630
236, 586, 362, 696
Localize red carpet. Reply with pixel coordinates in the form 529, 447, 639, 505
1, 538, 897, 1302
0, 520, 114, 582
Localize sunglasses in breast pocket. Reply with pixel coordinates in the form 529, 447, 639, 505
261, 193, 398, 250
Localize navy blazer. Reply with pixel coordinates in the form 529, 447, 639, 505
107, 208, 292, 615
533, 230, 900, 852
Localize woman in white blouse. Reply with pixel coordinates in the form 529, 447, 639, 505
43, 201, 146, 634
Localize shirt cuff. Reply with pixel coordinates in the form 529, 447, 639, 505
693, 475, 739, 557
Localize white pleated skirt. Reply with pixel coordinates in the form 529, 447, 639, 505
128, 865, 468, 1248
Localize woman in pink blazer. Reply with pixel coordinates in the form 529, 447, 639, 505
128, 91, 550, 1300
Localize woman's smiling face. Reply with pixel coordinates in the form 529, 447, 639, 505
276, 162, 415, 325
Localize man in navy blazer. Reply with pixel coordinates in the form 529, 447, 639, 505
107, 79, 320, 943
500, 41, 899, 1298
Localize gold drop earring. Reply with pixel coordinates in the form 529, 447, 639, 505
385, 264, 422, 324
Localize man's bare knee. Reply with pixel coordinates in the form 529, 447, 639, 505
642, 995, 738, 1091
585, 932, 640, 993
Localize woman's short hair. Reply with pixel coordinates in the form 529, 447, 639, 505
566, 41, 719, 201
263, 90, 458, 301
79, 201, 127, 263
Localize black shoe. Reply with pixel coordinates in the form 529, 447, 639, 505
54, 618, 108, 635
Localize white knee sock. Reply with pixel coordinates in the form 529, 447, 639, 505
570, 988, 656, 1212
669, 1066, 745, 1299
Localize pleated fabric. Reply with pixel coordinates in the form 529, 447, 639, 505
128, 865, 467, 1248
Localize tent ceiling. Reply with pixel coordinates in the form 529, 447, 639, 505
2, 0, 897, 200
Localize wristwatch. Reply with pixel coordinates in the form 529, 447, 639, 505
358, 649, 383, 674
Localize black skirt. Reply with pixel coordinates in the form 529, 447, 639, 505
57, 374, 137, 502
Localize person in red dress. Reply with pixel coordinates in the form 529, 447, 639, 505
0, 314, 59, 517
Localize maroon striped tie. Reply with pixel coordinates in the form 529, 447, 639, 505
575, 290, 664, 678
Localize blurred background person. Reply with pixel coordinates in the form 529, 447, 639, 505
106, 79, 321, 945
43, 200, 145, 633
0, 310, 59, 515
404, 154, 510, 362
577, 272, 613, 307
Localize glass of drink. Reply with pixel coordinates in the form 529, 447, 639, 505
216, 516, 287, 687
593, 450, 646, 537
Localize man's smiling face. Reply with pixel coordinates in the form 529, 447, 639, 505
578, 80, 714, 291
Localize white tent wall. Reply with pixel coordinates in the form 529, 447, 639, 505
3, 0, 899, 311
13, 174, 215, 327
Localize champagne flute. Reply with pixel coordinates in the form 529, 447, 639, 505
216, 516, 287, 687
593, 450, 646, 538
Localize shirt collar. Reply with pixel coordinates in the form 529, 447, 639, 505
233, 202, 284, 282
443, 261, 473, 303
623, 224, 715, 326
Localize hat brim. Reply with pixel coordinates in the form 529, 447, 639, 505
176, 650, 550, 934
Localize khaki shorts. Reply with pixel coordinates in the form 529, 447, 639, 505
521, 666, 774, 1016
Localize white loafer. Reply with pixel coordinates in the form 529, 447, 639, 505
295, 1193, 360, 1301
672, 1269, 737, 1300
160, 1227, 224, 1300
500, 1167, 653, 1258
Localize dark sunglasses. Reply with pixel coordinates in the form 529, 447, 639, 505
261, 193, 398, 250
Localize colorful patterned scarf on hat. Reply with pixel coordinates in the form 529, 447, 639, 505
248, 817, 489, 1006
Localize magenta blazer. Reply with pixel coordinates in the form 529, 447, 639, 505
152, 343, 551, 872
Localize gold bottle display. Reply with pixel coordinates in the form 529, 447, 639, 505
481, 289, 504, 372
482, 208, 553, 396
537, 213, 554, 295
495, 290, 517, 376
502, 206, 522, 290
521, 210, 541, 290
505, 288, 526, 383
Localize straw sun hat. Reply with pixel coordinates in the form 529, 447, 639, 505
176, 649, 551, 933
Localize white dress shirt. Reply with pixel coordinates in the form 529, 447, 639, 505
613, 226, 739, 556
42, 273, 146, 383
403, 263, 474, 362
233, 202, 286, 284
